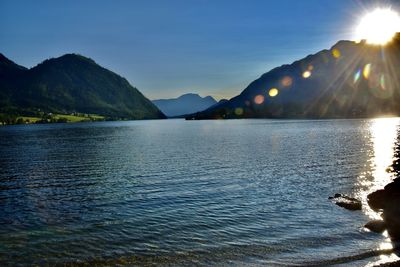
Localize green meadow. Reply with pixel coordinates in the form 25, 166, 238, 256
0, 113, 105, 125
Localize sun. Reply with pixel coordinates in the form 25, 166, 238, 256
354, 8, 400, 45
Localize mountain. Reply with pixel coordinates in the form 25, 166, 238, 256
188, 33, 400, 119
0, 54, 28, 101
0, 53, 165, 120
0, 53, 27, 76
152, 93, 217, 117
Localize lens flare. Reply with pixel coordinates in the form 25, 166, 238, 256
254, 95, 264, 105
369, 73, 394, 99
234, 107, 243, 115
281, 76, 293, 87
380, 74, 386, 90
368, 72, 380, 89
269, 88, 279, 97
302, 71, 311, 78
332, 49, 341, 58
354, 69, 361, 83
363, 64, 371, 79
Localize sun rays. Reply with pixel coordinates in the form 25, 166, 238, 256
354, 8, 400, 45
192, 4, 400, 120
246, 6, 400, 118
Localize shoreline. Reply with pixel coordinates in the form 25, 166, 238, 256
368, 177, 400, 266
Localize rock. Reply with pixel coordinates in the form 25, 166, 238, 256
335, 200, 362, 211
367, 178, 400, 241
329, 193, 342, 199
382, 205, 400, 241
365, 220, 386, 233
330, 193, 362, 211
384, 178, 400, 191
367, 189, 388, 211
367, 180, 400, 211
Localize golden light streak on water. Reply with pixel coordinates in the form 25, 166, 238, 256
365, 239, 399, 267
360, 118, 399, 220
359, 118, 400, 266
369, 118, 398, 189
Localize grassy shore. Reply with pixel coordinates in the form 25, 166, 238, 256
52, 114, 105, 122
0, 113, 105, 125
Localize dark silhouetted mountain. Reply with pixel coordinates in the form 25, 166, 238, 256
152, 93, 217, 117
0, 53, 165, 119
188, 33, 400, 119
0, 53, 27, 76
0, 54, 28, 101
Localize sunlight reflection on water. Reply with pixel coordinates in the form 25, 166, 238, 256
361, 118, 399, 219
359, 117, 400, 265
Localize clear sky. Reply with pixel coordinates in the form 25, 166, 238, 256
1, 0, 399, 100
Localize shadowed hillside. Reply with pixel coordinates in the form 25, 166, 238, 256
0, 54, 166, 120
188, 33, 400, 120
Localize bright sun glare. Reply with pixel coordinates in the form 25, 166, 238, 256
355, 8, 400, 45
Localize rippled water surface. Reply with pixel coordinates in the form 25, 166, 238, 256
1, 119, 399, 266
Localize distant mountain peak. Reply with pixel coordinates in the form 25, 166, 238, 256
153, 93, 217, 117
177, 93, 216, 101
36, 53, 98, 69
181, 93, 199, 97
58, 53, 96, 63
178, 93, 201, 99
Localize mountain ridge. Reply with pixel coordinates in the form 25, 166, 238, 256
188, 34, 400, 119
0, 53, 166, 120
152, 93, 217, 117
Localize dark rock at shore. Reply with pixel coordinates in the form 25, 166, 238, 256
329, 193, 343, 199
368, 189, 389, 211
365, 220, 386, 233
336, 201, 362, 211
330, 193, 362, 211
368, 179, 400, 211
367, 178, 400, 241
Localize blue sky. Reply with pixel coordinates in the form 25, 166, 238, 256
1, 0, 399, 100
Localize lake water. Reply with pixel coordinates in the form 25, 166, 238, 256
0, 118, 399, 266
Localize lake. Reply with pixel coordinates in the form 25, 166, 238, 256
0, 118, 399, 266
